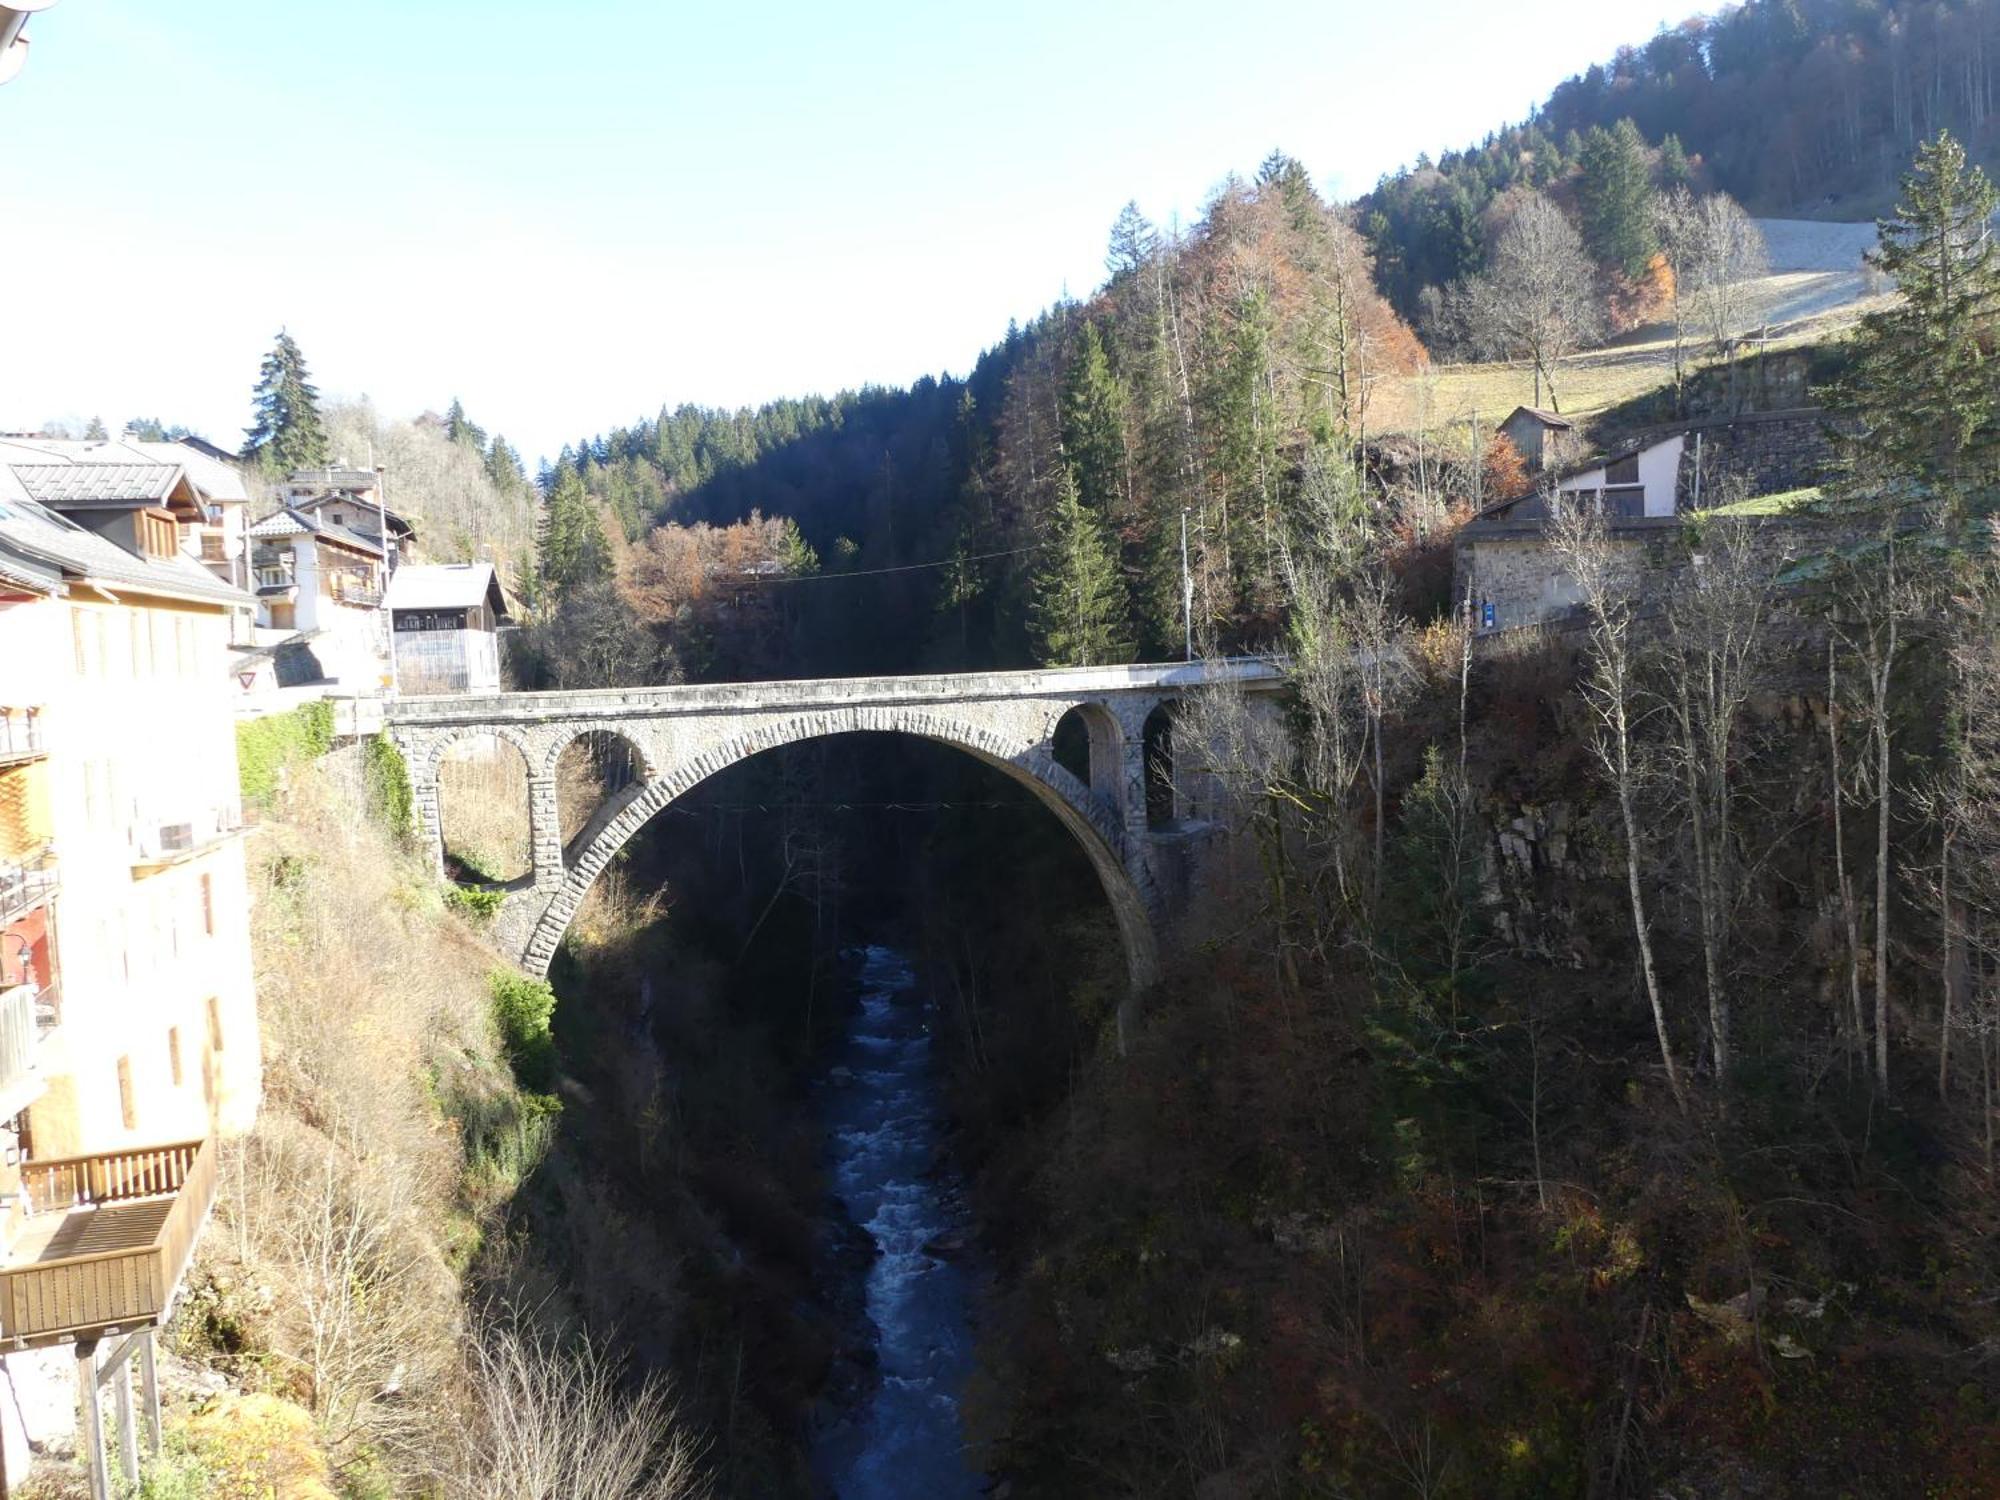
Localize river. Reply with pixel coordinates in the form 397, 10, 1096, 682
812, 945, 985, 1499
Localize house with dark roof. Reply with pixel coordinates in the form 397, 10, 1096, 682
281, 466, 418, 562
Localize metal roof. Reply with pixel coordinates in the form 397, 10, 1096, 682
384, 562, 505, 615
133, 440, 249, 505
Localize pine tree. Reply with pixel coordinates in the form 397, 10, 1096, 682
536, 463, 609, 599
1826, 131, 2000, 503
1578, 119, 1657, 276
445, 398, 487, 450
83, 416, 107, 441
1105, 201, 1158, 280
242, 330, 328, 472
485, 434, 527, 496
1060, 324, 1130, 516
1658, 132, 1694, 192
1030, 471, 1132, 667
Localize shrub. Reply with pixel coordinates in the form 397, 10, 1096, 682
446, 885, 507, 923
236, 701, 336, 809
364, 734, 415, 840
490, 971, 558, 1090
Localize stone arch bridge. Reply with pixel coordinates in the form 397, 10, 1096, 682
385, 659, 1285, 988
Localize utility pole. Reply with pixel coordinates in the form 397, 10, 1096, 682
374, 458, 398, 698
1180, 507, 1193, 662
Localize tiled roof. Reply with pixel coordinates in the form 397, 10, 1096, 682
247, 505, 385, 558
9, 463, 181, 506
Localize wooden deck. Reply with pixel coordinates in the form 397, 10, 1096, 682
0, 1140, 215, 1350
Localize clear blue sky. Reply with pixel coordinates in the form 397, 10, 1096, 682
1, 0, 1675, 463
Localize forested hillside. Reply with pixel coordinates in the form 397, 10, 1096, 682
1363, 0, 2000, 319
530, 158, 1437, 679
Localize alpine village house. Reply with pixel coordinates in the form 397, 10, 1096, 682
0, 438, 263, 1496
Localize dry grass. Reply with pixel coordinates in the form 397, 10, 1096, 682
194, 752, 504, 1478
1369, 276, 1890, 437
437, 736, 531, 881
173, 749, 714, 1494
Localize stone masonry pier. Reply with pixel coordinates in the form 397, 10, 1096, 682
385, 659, 1286, 989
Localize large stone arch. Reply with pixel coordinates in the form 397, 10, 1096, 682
516, 704, 1160, 989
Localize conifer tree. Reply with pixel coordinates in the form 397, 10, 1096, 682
445, 398, 487, 450
1577, 119, 1657, 276
83, 415, 107, 441
1030, 470, 1132, 667
1060, 324, 1130, 516
1105, 201, 1158, 280
241, 330, 329, 472
1826, 131, 2000, 503
536, 463, 609, 599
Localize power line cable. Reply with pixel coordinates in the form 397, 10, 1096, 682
747, 542, 1042, 585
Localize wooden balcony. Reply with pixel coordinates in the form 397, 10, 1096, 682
0, 1139, 216, 1350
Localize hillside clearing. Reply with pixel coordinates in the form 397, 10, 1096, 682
1369, 220, 1886, 439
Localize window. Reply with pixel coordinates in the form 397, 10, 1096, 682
117, 1056, 136, 1130
200, 873, 215, 936
1606, 455, 1640, 486
206, 996, 224, 1052
71, 610, 90, 674
331, 511, 345, 526
168, 1027, 183, 1087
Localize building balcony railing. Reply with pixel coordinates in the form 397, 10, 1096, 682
0, 846, 56, 927
328, 575, 383, 608
0, 709, 45, 767
130, 813, 241, 876
0, 1139, 216, 1350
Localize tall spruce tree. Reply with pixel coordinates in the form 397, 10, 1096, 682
1030, 470, 1132, 667
536, 463, 609, 599
445, 397, 487, 449
1060, 324, 1130, 516
1826, 131, 2000, 503
241, 330, 328, 471
1577, 119, 1658, 276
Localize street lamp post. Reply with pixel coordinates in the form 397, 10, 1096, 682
0, 3, 57, 86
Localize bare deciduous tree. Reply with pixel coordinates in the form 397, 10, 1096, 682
1459, 191, 1604, 413
1661, 512, 1779, 1078
1690, 193, 1770, 359
442, 1314, 708, 1500
1549, 495, 1687, 1109
1831, 526, 1932, 1093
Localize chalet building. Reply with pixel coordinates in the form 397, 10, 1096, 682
281, 465, 418, 565
385, 562, 511, 695
0, 435, 255, 639
0, 456, 262, 1490
1458, 428, 1696, 632
246, 505, 395, 690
